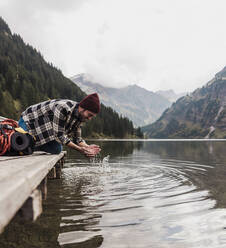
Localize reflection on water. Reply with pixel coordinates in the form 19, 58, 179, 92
1, 140, 226, 247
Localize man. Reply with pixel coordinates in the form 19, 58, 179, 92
18, 93, 101, 157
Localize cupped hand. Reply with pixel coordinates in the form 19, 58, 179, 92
80, 145, 101, 157
89, 144, 100, 149
89, 144, 101, 153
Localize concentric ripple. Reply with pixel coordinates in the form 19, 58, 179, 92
57, 142, 226, 248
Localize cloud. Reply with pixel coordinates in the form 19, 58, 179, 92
1, 0, 88, 14
0, 0, 226, 93
82, 28, 149, 87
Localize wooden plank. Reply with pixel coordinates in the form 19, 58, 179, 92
0, 151, 66, 233
0, 152, 46, 162
38, 177, 48, 200
0, 152, 64, 179
48, 167, 56, 179
55, 162, 62, 179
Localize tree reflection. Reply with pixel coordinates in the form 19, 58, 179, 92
65, 140, 143, 159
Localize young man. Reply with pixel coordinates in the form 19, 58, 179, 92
18, 93, 101, 157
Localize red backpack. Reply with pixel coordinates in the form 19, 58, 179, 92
0, 119, 35, 156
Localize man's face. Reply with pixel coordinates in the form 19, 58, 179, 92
79, 109, 96, 122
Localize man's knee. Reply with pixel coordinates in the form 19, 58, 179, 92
51, 144, 62, 154
36, 141, 62, 154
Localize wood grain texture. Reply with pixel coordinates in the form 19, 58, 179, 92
0, 151, 66, 233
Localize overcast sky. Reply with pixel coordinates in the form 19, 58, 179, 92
0, 0, 226, 93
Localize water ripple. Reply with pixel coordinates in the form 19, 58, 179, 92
57, 145, 226, 248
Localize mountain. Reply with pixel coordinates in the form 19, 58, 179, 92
0, 17, 136, 138
156, 89, 186, 102
71, 74, 171, 127
142, 67, 226, 138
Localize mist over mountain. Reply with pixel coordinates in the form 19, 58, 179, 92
142, 67, 226, 138
71, 74, 172, 127
156, 90, 186, 103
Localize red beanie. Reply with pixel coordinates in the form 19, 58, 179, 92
79, 93, 100, 114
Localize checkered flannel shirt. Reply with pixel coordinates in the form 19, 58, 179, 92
21, 99, 84, 147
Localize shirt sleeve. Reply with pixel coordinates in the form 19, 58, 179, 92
52, 105, 71, 145
73, 125, 85, 144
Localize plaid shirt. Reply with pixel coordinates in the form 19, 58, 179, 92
21, 99, 84, 147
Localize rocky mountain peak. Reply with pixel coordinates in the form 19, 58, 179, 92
143, 67, 226, 138
71, 74, 172, 127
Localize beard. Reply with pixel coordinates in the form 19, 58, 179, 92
78, 111, 88, 122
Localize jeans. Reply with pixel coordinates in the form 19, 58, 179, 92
18, 117, 62, 154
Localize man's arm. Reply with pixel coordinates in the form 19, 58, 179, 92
53, 105, 70, 145
72, 125, 101, 156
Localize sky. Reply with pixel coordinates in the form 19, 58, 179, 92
0, 0, 226, 93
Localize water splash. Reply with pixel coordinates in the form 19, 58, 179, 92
90, 154, 111, 172
103, 155, 110, 164
89, 153, 102, 165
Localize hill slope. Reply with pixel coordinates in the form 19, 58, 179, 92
0, 17, 85, 118
71, 74, 171, 127
0, 17, 136, 138
143, 67, 226, 138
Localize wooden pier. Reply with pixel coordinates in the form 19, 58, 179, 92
0, 115, 66, 233
0, 151, 66, 234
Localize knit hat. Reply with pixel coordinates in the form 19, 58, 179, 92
79, 93, 100, 114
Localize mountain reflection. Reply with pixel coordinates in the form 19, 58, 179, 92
142, 141, 226, 208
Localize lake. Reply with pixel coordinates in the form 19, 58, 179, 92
1, 140, 226, 248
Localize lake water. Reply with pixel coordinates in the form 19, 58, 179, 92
1, 140, 226, 248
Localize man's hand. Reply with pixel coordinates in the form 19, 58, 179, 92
89, 144, 101, 150
80, 145, 101, 157
67, 141, 101, 158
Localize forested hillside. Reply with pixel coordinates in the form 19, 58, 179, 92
0, 17, 138, 138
